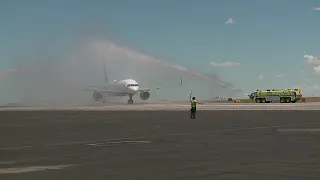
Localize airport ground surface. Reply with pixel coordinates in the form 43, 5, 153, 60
1, 110, 320, 180
1, 101, 320, 111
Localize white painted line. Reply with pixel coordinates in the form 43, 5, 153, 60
0, 146, 32, 150
47, 136, 147, 146
1, 122, 319, 150
155, 122, 320, 138
277, 128, 320, 133
143, 148, 177, 152
87, 140, 151, 147
0, 164, 74, 174
122, 129, 150, 132
61, 122, 320, 148
0, 102, 320, 111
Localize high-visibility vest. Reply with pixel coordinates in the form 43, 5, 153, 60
191, 100, 197, 107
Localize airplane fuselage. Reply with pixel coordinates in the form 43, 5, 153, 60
101, 79, 140, 96
88, 59, 182, 104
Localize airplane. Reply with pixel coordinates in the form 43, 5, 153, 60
85, 60, 183, 104
213, 96, 227, 100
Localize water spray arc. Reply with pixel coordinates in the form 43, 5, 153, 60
87, 40, 246, 95
0, 40, 247, 106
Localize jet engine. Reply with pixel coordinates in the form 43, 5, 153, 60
140, 91, 150, 100
93, 91, 104, 101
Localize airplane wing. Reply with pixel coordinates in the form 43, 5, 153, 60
139, 88, 151, 92
85, 76, 183, 93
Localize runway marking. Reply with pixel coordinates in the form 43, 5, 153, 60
143, 148, 178, 152
164, 122, 320, 137
0, 164, 74, 174
0, 102, 320, 111
1, 122, 319, 150
47, 136, 147, 146
0, 146, 32, 150
277, 128, 320, 133
87, 140, 151, 147
122, 128, 150, 132
122, 125, 160, 131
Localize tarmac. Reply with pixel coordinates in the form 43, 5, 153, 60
0, 103, 320, 179
1, 101, 320, 111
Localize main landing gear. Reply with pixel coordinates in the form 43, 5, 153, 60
128, 94, 134, 104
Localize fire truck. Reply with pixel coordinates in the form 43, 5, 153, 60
249, 89, 302, 103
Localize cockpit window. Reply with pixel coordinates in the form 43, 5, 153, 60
127, 84, 139, 87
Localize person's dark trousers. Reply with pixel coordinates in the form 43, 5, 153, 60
190, 107, 196, 119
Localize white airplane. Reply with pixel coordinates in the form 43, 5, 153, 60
213, 96, 227, 100
85, 61, 183, 104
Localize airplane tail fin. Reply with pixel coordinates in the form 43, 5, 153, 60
103, 60, 108, 84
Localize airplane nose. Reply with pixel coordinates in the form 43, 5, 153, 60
130, 87, 139, 92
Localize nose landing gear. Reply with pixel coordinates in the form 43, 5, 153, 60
128, 94, 134, 104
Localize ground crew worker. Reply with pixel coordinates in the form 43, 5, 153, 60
190, 96, 202, 119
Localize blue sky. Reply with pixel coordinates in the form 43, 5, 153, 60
1, 0, 320, 102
